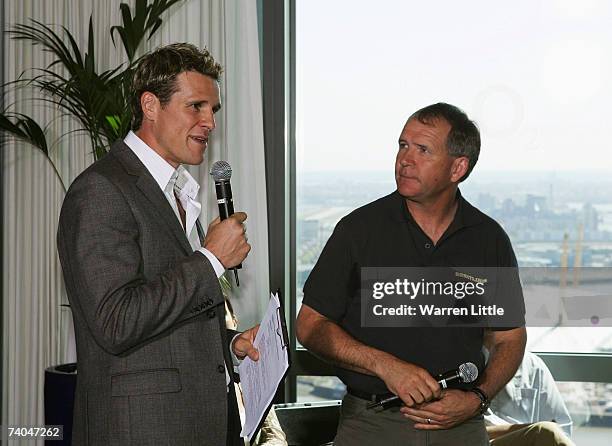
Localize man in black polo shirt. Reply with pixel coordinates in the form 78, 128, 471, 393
296, 103, 526, 445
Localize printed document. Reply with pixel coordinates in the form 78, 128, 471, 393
239, 292, 289, 440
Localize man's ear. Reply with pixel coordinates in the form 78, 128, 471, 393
140, 91, 159, 122
451, 157, 469, 182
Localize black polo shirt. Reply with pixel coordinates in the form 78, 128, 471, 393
302, 190, 524, 394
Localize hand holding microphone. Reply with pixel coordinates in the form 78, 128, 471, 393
206, 161, 250, 286
374, 358, 443, 409
369, 361, 478, 409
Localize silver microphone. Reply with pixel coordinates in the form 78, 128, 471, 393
210, 161, 241, 286
366, 362, 478, 409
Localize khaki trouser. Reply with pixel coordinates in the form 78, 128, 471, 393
334, 393, 488, 446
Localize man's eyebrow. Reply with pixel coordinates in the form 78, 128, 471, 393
185, 100, 222, 113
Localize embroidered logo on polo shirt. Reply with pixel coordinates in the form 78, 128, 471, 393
454, 271, 488, 284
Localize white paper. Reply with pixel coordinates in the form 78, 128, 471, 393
238, 292, 289, 440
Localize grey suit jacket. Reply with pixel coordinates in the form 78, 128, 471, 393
57, 141, 235, 445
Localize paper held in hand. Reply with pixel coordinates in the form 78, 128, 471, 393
238, 292, 289, 440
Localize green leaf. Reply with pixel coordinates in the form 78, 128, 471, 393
4, 0, 179, 165
85, 16, 95, 73
0, 113, 49, 154
105, 115, 121, 133
147, 18, 163, 40
112, 0, 184, 62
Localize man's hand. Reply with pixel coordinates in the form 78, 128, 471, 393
378, 357, 442, 407
400, 389, 480, 429
204, 212, 250, 268
297, 305, 440, 406
232, 325, 260, 361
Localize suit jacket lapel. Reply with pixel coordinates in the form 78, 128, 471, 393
110, 141, 193, 254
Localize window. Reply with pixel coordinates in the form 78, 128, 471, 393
558, 382, 612, 446
295, 0, 612, 352
289, 0, 612, 440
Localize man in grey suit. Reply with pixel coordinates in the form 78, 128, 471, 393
57, 43, 259, 445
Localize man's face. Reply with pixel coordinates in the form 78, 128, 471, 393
147, 71, 221, 168
395, 117, 466, 203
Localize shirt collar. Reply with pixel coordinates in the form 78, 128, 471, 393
124, 131, 175, 192
394, 189, 484, 234
174, 165, 200, 200
124, 130, 200, 197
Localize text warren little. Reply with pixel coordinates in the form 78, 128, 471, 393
372, 304, 505, 316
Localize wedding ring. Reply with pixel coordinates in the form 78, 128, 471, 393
426, 418, 432, 424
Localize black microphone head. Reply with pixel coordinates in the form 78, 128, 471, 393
458, 362, 478, 383
210, 160, 232, 181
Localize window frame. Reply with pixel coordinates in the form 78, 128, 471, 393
260, 0, 612, 404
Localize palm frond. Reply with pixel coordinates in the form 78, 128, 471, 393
0, 113, 49, 154
11, 20, 84, 73
111, 0, 183, 63
3, 0, 177, 165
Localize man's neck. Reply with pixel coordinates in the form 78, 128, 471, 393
134, 128, 179, 169
405, 188, 459, 245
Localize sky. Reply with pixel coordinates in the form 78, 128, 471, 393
295, 0, 612, 172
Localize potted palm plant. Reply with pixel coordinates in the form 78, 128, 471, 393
1, 0, 181, 172
0, 2, 181, 443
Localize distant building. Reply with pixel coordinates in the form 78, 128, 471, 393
525, 194, 548, 215
299, 219, 320, 244
582, 203, 599, 232
477, 193, 496, 212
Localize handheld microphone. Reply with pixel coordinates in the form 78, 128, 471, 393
210, 160, 241, 286
437, 361, 478, 388
366, 362, 478, 409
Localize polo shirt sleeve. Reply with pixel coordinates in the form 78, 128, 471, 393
303, 218, 357, 323
490, 229, 526, 330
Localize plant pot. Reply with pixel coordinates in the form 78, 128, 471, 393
44, 363, 76, 445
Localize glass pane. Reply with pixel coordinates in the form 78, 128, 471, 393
528, 327, 612, 353
557, 381, 612, 445
297, 376, 346, 402
295, 0, 612, 353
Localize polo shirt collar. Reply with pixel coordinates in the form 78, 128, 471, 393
446, 189, 484, 232
394, 188, 484, 234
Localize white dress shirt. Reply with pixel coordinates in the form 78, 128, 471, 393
124, 131, 225, 276
124, 131, 234, 385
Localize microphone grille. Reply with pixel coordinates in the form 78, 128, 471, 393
458, 362, 478, 383
210, 160, 232, 181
